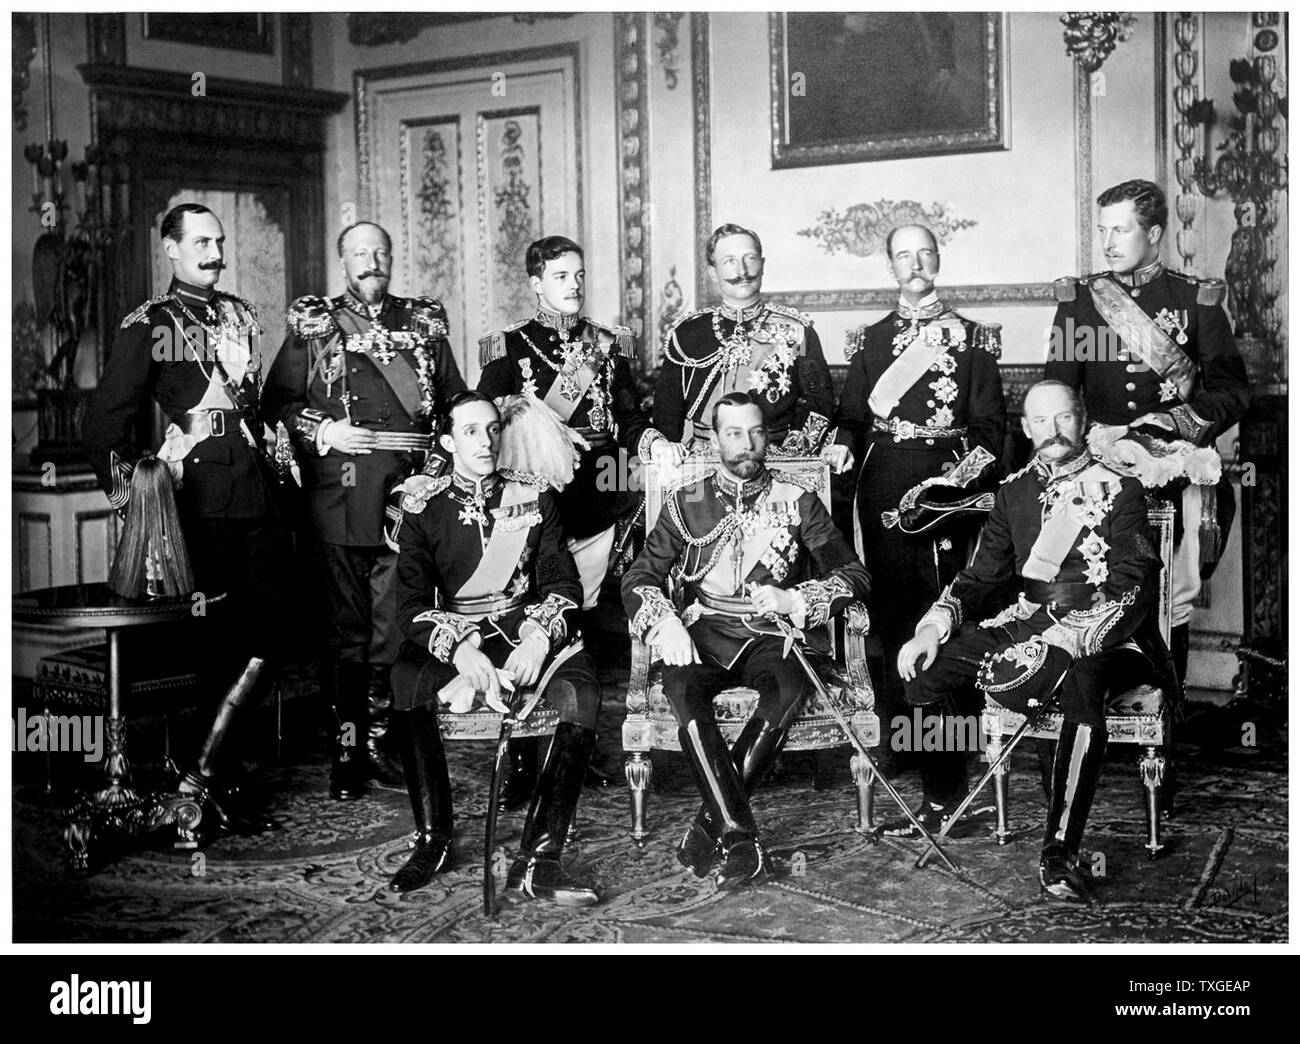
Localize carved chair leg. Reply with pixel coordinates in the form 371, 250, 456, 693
625, 752, 652, 847
1140, 744, 1166, 859
987, 732, 1012, 845
850, 751, 876, 834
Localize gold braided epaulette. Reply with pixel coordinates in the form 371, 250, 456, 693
766, 302, 813, 326
287, 295, 336, 340
119, 294, 170, 329
401, 474, 452, 514
587, 318, 636, 359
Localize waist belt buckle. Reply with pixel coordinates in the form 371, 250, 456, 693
896, 419, 917, 441
208, 410, 226, 437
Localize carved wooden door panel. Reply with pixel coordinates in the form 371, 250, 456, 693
358, 48, 581, 384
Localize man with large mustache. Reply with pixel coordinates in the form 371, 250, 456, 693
651, 223, 849, 470
84, 201, 290, 835
264, 221, 467, 801
896, 380, 1166, 901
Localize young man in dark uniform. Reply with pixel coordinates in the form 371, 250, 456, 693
387, 392, 602, 904
82, 202, 288, 833
263, 221, 466, 799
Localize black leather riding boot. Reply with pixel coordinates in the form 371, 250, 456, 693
1040, 721, 1108, 902
497, 736, 540, 812
389, 705, 455, 893
509, 722, 600, 906
677, 718, 766, 891
330, 663, 371, 801
1171, 623, 1190, 686
366, 664, 404, 788
678, 716, 788, 876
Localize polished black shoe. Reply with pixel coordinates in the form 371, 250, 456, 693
1039, 846, 1092, 904
509, 852, 599, 907
715, 835, 768, 892
676, 818, 719, 878
388, 832, 454, 893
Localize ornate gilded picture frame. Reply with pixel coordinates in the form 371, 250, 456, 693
770, 11, 1008, 168
141, 14, 273, 55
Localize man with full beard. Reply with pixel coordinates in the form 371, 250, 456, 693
264, 221, 466, 800
622, 394, 870, 891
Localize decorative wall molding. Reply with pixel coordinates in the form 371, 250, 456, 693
1060, 12, 1136, 73
1073, 63, 1094, 275
653, 13, 684, 90
347, 14, 573, 47
1153, 13, 1168, 190
691, 13, 712, 307
799, 200, 977, 258
1170, 12, 1203, 273
615, 13, 652, 355
86, 13, 126, 66
13, 13, 37, 132
656, 266, 686, 358
282, 13, 314, 89
773, 283, 1056, 314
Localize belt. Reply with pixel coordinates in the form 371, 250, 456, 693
872, 417, 967, 443
442, 592, 528, 619
695, 591, 755, 616
1022, 579, 1096, 611
176, 408, 256, 438
367, 431, 433, 452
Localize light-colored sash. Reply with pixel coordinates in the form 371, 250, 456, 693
542, 358, 599, 423
868, 334, 945, 419
1089, 277, 1197, 401
455, 481, 540, 598
699, 481, 802, 596
694, 337, 781, 423
1022, 473, 1121, 582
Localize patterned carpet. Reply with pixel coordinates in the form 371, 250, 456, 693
12, 690, 1288, 944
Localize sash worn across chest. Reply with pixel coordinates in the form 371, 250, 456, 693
456, 481, 541, 598
1089, 277, 1197, 401
698, 481, 803, 597
868, 329, 946, 419
692, 335, 783, 424
541, 344, 600, 423
333, 309, 426, 419
1022, 473, 1121, 582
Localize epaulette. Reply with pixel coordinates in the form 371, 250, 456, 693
221, 292, 259, 321
499, 468, 550, 491
769, 467, 824, 494
287, 295, 337, 340
957, 315, 1002, 358
401, 474, 452, 514
409, 295, 447, 317
766, 302, 813, 326
1053, 276, 1086, 303
119, 294, 170, 329
1167, 270, 1226, 307
844, 324, 869, 362
408, 296, 450, 339
663, 306, 712, 344
587, 318, 636, 359
479, 317, 530, 367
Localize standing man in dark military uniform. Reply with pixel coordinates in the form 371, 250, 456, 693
478, 235, 673, 805
835, 224, 1006, 745
622, 394, 870, 891
83, 201, 287, 833
387, 391, 602, 904
653, 223, 851, 471
1045, 180, 1250, 681
264, 221, 467, 800
898, 380, 1163, 901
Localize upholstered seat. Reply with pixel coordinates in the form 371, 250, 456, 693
980, 499, 1176, 858
622, 455, 880, 845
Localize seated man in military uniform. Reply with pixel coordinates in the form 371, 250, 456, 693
622, 393, 870, 891
897, 380, 1164, 902
387, 391, 602, 905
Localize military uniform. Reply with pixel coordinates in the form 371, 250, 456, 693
83, 277, 290, 652
1044, 261, 1250, 664
386, 467, 601, 901
621, 464, 869, 887
836, 295, 1006, 727
478, 309, 657, 607
82, 276, 290, 827
653, 301, 838, 453
901, 448, 1163, 895
263, 290, 467, 795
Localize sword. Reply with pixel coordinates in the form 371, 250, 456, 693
753, 612, 959, 873
483, 682, 544, 918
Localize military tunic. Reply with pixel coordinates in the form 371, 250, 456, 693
835, 298, 1006, 712
478, 312, 653, 541
653, 301, 837, 453
389, 468, 594, 721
